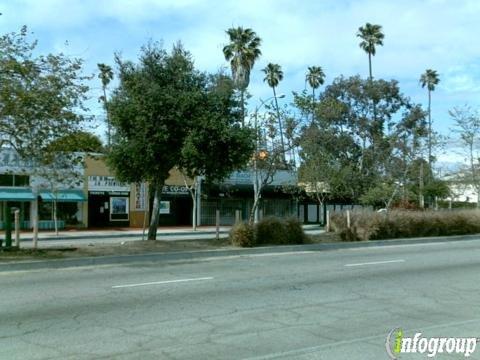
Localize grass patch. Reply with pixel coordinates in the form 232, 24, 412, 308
0, 237, 233, 262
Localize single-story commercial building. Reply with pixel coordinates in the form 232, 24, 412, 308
0, 150, 305, 229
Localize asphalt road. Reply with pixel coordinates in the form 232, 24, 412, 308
2, 238, 480, 359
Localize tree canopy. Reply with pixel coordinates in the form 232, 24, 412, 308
107, 42, 254, 239
0, 26, 90, 161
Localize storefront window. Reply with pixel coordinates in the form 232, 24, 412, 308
38, 202, 82, 225
0, 174, 30, 186
110, 197, 129, 221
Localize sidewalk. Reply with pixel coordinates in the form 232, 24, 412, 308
4, 224, 324, 248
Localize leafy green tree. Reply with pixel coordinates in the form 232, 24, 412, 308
262, 63, 285, 157
296, 75, 427, 208
46, 131, 104, 153
420, 69, 440, 166
0, 26, 90, 247
97, 63, 114, 147
359, 182, 400, 209
178, 74, 254, 229
450, 105, 480, 208
223, 27, 262, 126
0, 26, 89, 156
108, 43, 254, 239
357, 23, 384, 80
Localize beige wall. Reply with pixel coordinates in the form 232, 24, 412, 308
83, 155, 193, 228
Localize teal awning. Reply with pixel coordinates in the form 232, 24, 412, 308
0, 188, 35, 201
40, 190, 86, 202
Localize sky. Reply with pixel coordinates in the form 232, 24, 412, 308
1, 0, 479, 168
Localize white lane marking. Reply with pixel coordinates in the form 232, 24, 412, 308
344, 259, 405, 267
112, 276, 213, 289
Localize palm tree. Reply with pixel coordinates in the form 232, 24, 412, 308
306, 66, 325, 123
97, 63, 114, 147
262, 63, 286, 160
306, 66, 325, 99
223, 27, 262, 127
357, 23, 384, 80
420, 69, 440, 166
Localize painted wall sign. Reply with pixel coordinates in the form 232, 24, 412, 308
134, 183, 147, 210
88, 176, 130, 192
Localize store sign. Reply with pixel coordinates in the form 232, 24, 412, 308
223, 170, 297, 186
135, 183, 146, 210
88, 176, 130, 192
0, 150, 34, 171
162, 185, 189, 195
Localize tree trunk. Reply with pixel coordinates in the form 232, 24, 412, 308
241, 90, 245, 127
147, 180, 164, 240
191, 177, 198, 231
273, 87, 286, 164
103, 87, 111, 148
250, 173, 261, 224
32, 197, 39, 249
142, 190, 148, 241
419, 161, 425, 209
428, 90, 432, 167
53, 200, 58, 236
311, 88, 316, 124
368, 52, 372, 80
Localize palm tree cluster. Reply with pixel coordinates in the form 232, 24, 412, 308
219, 24, 439, 193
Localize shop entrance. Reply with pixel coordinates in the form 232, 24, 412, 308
88, 191, 130, 227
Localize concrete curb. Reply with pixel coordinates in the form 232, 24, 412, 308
17, 227, 323, 242
18, 230, 230, 242
1, 233, 480, 272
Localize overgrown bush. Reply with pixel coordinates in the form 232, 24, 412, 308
255, 217, 288, 245
229, 217, 306, 247
229, 222, 255, 247
330, 210, 480, 241
284, 217, 307, 245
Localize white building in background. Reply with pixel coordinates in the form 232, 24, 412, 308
446, 183, 479, 204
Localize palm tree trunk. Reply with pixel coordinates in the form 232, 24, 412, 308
419, 161, 425, 209
241, 90, 245, 127
368, 52, 372, 80
103, 86, 111, 147
311, 88, 315, 124
428, 89, 432, 167
273, 87, 286, 164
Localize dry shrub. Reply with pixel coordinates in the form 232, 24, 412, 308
255, 217, 288, 245
229, 222, 255, 247
330, 209, 480, 241
284, 217, 307, 245
230, 217, 307, 247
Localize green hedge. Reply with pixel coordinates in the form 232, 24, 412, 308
229, 217, 306, 247
330, 210, 480, 241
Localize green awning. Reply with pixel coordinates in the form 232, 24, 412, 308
0, 188, 35, 201
40, 190, 86, 202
